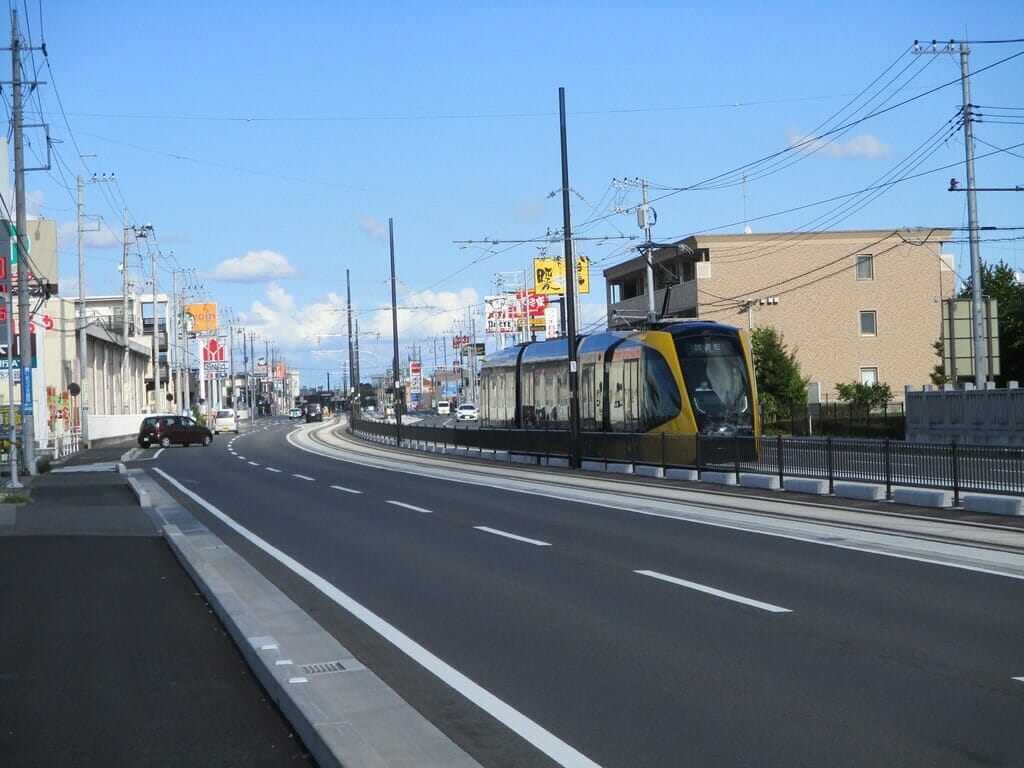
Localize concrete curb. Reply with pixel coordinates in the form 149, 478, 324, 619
129, 469, 480, 768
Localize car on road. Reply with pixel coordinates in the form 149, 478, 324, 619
456, 403, 479, 421
289, 407, 302, 419
138, 415, 213, 448
436, 401, 451, 415
305, 404, 323, 423
213, 408, 239, 434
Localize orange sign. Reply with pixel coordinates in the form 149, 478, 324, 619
186, 302, 218, 333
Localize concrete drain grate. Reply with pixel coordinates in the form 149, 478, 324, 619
299, 660, 349, 676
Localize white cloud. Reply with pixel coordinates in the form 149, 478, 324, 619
515, 201, 544, 222
787, 129, 892, 159
211, 250, 296, 282
57, 221, 122, 250
359, 216, 388, 242
237, 283, 483, 386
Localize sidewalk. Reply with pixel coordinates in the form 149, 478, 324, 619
0, 447, 315, 768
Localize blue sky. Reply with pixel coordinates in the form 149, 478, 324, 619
15, 0, 1024, 388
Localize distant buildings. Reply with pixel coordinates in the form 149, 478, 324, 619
604, 229, 956, 402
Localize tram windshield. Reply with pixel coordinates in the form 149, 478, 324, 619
675, 332, 754, 434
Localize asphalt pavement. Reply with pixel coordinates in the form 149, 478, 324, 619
0, 442, 315, 768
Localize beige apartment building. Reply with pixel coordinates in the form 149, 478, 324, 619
604, 228, 956, 402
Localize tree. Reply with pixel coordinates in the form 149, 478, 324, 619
750, 326, 808, 420
834, 381, 893, 411
958, 260, 1024, 385
929, 339, 950, 386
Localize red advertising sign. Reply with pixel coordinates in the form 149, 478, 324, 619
202, 337, 226, 362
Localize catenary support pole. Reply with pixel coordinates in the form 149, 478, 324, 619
559, 87, 581, 468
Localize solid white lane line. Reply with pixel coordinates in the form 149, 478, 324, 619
248, 461, 260, 466
266, 467, 282, 473
154, 448, 165, 458
152, 468, 600, 768
292, 473, 315, 481
386, 500, 433, 514
330, 485, 362, 494
474, 526, 551, 547
635, 570, 792, 614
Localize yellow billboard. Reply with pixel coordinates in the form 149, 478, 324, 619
185, 302, 218, 333
533, 256, 589, 295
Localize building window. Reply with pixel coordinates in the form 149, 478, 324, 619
859, 310, 877, 336
860, 367, 878, 386
856, 254, 874, 280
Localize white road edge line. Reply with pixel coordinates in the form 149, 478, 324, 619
266, 468, 282, 473
152, 468, 600, 768
330, 485, 363, 494
474, 526, 551, 547
386, 500, 433, 514
635, 569, 792, 614
292, 473, 315, 481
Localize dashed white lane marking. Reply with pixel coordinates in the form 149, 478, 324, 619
248, 461, 260, 466
237, 456, 246, 460
266, 467, 282, 473
292, 473, 315, 481
330, 485, 362, 494
386, 500, 433, 514
153, 467, 601, 768
474, 526, 551, 547
1014, 676, 1024, 683
635, 570, 792, 614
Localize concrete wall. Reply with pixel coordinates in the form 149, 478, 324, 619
905, 383, 1024, 445
87, 413, 148, 445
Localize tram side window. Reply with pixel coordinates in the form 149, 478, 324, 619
607, 350, 641, 432
580, 363, 596, 430
521, 365, 536, 427
607, 357, 624, 431
623, 358, 641, 432
641, 347, 682, 431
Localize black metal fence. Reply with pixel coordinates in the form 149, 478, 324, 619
762, 402, 906, 439
350, 416, 1024, 503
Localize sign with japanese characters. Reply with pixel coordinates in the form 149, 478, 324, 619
533, 256, 589, 296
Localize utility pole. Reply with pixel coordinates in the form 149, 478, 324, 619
353, 316, 361, 406
121, 211, 130, 412
959, 42, 986, 386
150, 235, 161, 408
915, 39, 986, 385
641, 178, 656, 323
123, 222, 152, 412
11, 10, 39, 472
389, 217, 402, 445
558, 87, 581, 468
346, 268, 356, 409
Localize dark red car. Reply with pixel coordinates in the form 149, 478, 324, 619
137, 415, 213, 448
